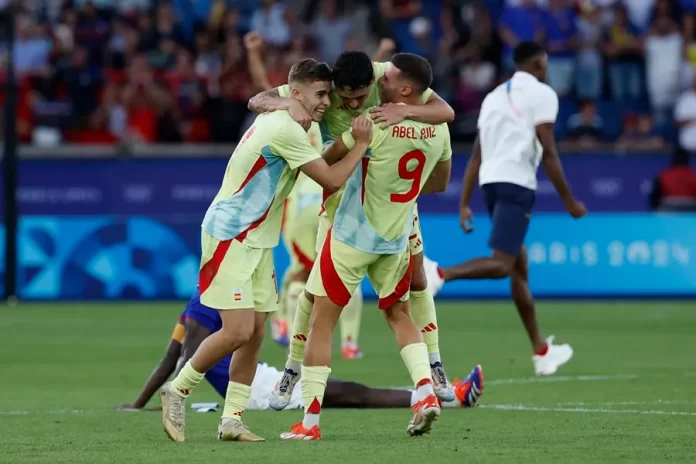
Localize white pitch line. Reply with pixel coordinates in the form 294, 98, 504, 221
559, 400, 696, 407
486, 374, 638, 386
480, 404, 696, 416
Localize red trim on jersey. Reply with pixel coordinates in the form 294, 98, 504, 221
360, 157, 370, 204
237, 204, 272, 243
318, 188, 332, 216
292, 241, 315, 272
234, 156, 268, 194
378, 253, 414, 310
319, 227, 352, 306
199, 239, 233, 293
281, 199, 289, 233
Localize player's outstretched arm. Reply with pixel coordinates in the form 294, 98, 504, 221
248, 88, 313, 130
536, 123, 586, 218
369, 91, 455, 126
300, 117, 373, 192
244, 32, 272, 92
173, 319, 212, 378
117, 338, 182, 411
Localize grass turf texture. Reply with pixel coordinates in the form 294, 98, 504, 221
2, 301, 696, 463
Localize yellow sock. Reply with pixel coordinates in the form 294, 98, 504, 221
287, 291, 312, 368
301, 365, 331, 428
339, 287, 363, 346
284, 281, 305, 333
400, 342, 432, 390
222, 381, 252, 420
171, 360, 205, 397
409, 289, 441, 361
276, 269, 292, 322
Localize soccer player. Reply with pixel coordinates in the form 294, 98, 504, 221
248, 50, 457, 406
273, 173, 323, 347
281, 53, 455, 441
428, 42, 586, 376
159, 59, 374, 443
118, 290, 483, 412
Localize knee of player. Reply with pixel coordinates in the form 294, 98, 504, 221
410, 267, 428, 292
383, 303, 410, 325
218, 322, 255, 346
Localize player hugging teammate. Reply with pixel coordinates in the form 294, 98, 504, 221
157, 41, 483, 442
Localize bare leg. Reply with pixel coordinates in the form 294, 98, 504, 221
440, 250, 516, 282
189, 309, 256, 372
323, 379, 411, 408
511, 246, 545, 353
228, 312, 268, 386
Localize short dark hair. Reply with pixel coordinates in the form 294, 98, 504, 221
391, 53, 433, 93
332, 51, 373, 90
288, 59, 333, 86
513, 41, 546, 66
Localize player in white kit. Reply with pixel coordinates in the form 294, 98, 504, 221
428, 42, 586, 376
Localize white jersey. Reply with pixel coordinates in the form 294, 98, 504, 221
477, 71, 559, 191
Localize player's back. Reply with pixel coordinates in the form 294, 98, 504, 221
203, 111, 320, 248
334, 111, 451, 254
477, 71, 558, 191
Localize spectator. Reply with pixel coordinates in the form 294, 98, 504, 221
213, 37, 253, 142
623, 0, 657, 32
566, 100, 604, 146
137, 10, 158, 52
617, 113, 666, 150
575, 2, 603, 100
645, 6, 682, 118
154, 2, 187, 47
674, 74, 696, 151
603, 4, 643, 104
73, 1, 109, 66
541, 0, 577, 97
13, 13, 51, 75
251, 0, 291, 47
649, 147, 696, 211
167, 48, 209, 141
313, 0, 352, 64
88, 82, 128, 140
59, 46, 102, 126
498, 0, 543, 72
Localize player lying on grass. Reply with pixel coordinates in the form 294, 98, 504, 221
248, 46, 457, 404
117, 290, 484, 412
281, 54, 459, 441
426, 42, 585, 376
159, 59, 377, 444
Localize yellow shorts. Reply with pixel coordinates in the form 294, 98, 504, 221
282, 207, 319, 275
315, 213, 332, 254
409, 208, 424, 255
199, 232, 279, 312
306, 228, 413, 310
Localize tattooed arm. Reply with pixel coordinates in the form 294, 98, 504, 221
248, 88, 313, 130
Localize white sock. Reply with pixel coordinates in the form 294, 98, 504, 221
410, 390, 418, 407
428, 352, 442, 366
442, 398, 461, 408
285, 359, 301, 374
415, 381, 434, 401
302, 412, 320, 429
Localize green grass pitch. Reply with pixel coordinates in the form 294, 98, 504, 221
2, 301, 696, 463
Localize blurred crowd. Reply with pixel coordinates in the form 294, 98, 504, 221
2, 0, 696, 150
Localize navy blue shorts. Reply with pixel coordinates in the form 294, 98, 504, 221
481, 182, 536, 257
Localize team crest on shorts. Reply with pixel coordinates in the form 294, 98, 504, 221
233, 288, 243, 301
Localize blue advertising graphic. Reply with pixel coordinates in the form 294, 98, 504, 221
0, 153, 691, 299
0, 214, 694, 299
0, 153, 669, 217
